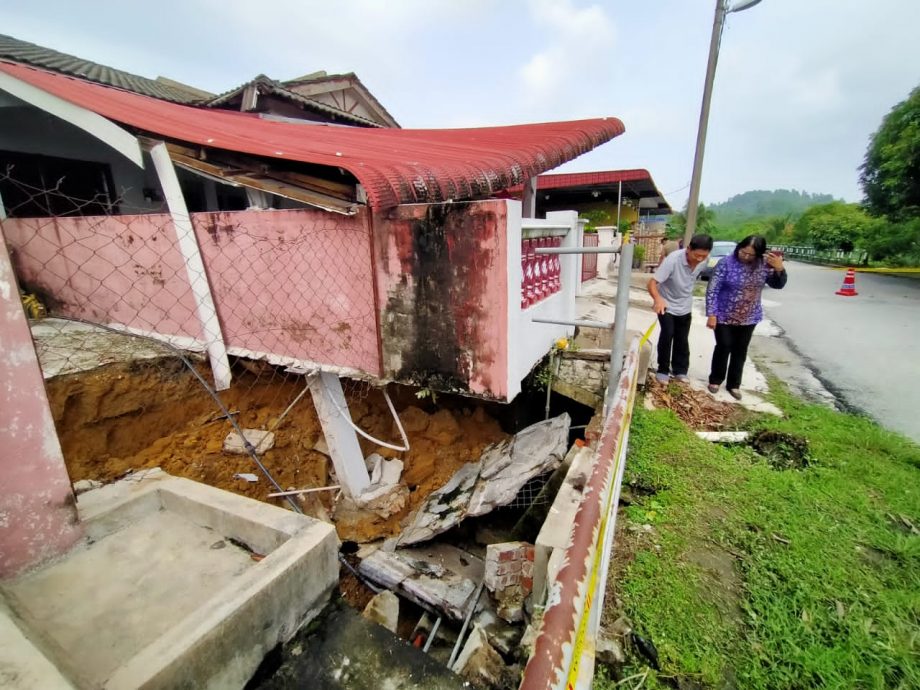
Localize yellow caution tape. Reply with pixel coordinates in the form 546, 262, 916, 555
639, 320, 657, 346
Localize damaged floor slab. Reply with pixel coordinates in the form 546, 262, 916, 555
1, 469, 338, 690
251, 599, 466, 689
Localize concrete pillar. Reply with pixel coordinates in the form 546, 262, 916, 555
521, 176, 537, 219
0, 229, 82, 577
308, 372, 370, 497
596, 226, 615, 279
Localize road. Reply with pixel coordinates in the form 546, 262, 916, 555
763, 261, 920, 443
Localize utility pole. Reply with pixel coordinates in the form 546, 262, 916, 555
684, 0, 762, 247
684, 0, 726, 247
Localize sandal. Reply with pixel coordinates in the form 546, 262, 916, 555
728, 389, 742, 400
707, 384, 719, 394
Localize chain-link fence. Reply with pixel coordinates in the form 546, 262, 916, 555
0, 165, 398, 514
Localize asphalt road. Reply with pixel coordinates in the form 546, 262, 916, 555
763, 261, 920, 443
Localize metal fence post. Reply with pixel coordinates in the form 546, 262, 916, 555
605, 242, 634, 416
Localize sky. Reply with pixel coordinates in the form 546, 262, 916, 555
3, 0, 920, 209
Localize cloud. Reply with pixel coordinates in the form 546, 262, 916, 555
518, 0, 616, 103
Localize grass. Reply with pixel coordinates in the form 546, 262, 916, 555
598, 384, 920, 690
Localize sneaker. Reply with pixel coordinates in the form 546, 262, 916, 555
655, 373, 670, 384
707, 383, 719, 394
728, 388, 743, 400
674, 374, 690, 383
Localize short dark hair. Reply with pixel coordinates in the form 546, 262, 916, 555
688, 234, 713, 251
734, 235, 767, 260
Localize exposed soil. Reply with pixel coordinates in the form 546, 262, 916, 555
46, 357, 508, 544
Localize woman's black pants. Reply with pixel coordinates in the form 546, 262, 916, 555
708, 323, 756, 390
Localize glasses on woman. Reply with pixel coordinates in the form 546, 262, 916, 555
738, 248, 757, 259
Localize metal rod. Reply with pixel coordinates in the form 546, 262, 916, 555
264, 379, 311, 435
448, 579, 486, 669
422, 616, 443, 653
535, 247, 621, 255
605, 242, 634, 415
267, 485, 341, 498
532, 318, 612, 329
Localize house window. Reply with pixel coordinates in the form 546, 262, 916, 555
0, 150, 116, 218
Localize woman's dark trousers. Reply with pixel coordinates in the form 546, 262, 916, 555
709, 323, 756, 390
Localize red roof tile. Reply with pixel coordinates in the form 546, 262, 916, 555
0, 63, 625, 209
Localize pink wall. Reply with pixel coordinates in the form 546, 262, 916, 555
0, 233, 82, 578
3, 214, 203, 341
192, 209, 379, 374
373, 200, 510, 399
3, 209, 381, 375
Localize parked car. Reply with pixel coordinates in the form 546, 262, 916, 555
699, 241, 737, 280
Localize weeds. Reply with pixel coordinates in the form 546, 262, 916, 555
604, 386, 920, 689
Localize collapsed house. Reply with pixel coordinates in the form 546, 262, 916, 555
0, 34, 644, 689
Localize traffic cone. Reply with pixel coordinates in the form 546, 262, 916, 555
835, 268, 858, 297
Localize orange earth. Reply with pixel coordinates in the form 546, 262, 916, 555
47, 357, 508, 542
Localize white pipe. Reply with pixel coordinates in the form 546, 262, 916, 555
323, 382, 410, 452
267, 485, 340, 498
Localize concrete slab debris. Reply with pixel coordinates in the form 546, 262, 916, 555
398, 414, 571, 546
71, 479, 102, 495
251, 600, 465, 689
354, 457, 407, 518
223, 428, 275, 455
450, 624, 509, 690
1, 470, 338, 690
358, 544, 483, 621
696, 431, 751, 443
362, 591, 400, 633
472, 606, 524, 657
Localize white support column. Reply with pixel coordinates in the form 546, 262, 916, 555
309, 372, 370, 498
245, 188, 271, 210
521, 176, 537, 219
0, 187, 6, 220
147, 141, 232, 391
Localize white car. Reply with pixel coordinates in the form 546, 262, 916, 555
700, 241, 737, 280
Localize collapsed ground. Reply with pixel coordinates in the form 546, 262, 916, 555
47, 356, 510, 543
599, 370, 920, 689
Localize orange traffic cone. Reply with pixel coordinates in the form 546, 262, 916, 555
835, 268, 858, 296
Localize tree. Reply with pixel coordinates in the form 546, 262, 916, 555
666, 203, 718, 239
793, 203, 877, 251
860, 85, 920, 221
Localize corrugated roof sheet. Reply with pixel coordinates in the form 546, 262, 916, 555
0, 63, 625, 210
0, 34, 206, 103
534, 169, 653, 190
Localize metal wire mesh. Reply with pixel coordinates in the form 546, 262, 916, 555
0, 165, 392, 507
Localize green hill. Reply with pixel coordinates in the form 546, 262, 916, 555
709, 189, 837, 228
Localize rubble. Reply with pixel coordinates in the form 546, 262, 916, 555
450, 625, 507, 690
484, 542, 535, 623
223, 428, 275, 455
72, 479, 102, 495
362, 591, 400, 633
398, 414, 571, 546
353, 456, 408, 518
357, 544, 483, 621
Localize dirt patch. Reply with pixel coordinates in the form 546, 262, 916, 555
749, 430, 810, 470
47, 358, 508, 543
645, 378, 749, 431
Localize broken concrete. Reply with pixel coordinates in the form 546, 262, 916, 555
223, 428, 275, 455
398, 415, 570, 546
533, 445, 596, 606
472, 606, 524, 658
362, 591, 400, 633
253, 599, 465, 689
1, 469, 338, 690
353, 457, 407, 518
451, 625, 508, 690
358, 544, 483, 621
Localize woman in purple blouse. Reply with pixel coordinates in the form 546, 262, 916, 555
705, 235, 787, 399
